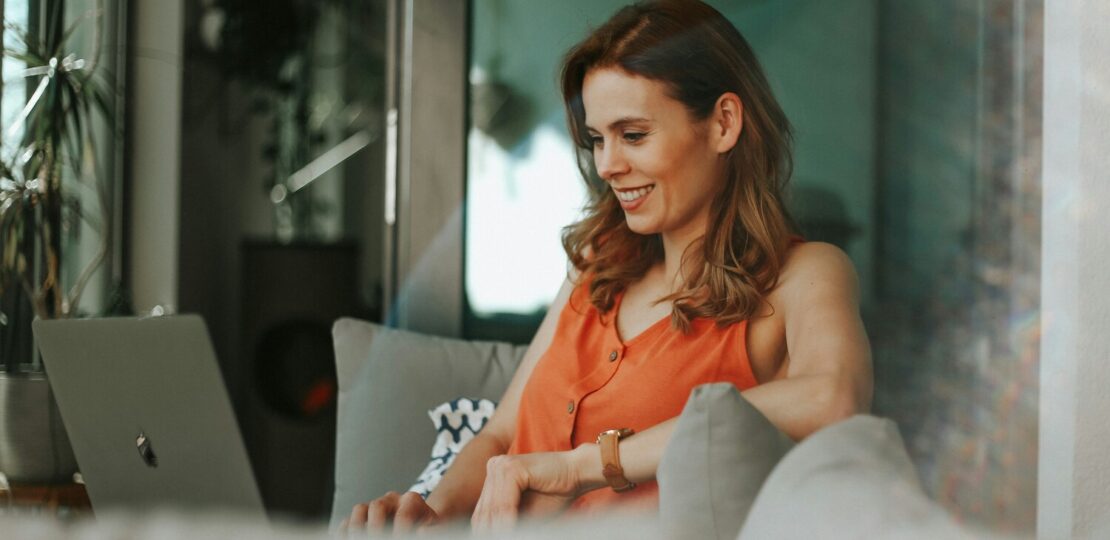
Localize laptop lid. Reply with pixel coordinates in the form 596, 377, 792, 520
33, 315, 266, 520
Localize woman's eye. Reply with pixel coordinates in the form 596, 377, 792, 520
623, 132, 646, 143
589, 136, 604, 148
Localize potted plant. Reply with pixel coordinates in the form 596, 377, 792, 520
0, 3, 113, 483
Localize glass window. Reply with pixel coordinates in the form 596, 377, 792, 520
463, 0, 1042, 532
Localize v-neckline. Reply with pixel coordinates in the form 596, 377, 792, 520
612, 288, 672, 346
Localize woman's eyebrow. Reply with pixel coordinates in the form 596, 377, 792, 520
585, 116, 653, 133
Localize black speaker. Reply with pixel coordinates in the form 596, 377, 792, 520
240, 241, 358, 518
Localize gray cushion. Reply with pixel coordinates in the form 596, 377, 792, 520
657, 382, 795, 540
329, 318, 527, 528
738, 415, 967, 539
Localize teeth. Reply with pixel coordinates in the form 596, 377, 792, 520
616, 185, 654, 202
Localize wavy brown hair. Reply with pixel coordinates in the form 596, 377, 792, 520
560, 0, 797, 332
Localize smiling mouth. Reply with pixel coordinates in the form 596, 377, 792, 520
615, 184, 655, 202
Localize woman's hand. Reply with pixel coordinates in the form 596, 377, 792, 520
340, 491, 441, 535
470, 448, 592, 532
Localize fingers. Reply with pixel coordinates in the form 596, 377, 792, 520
366, 491, 400, 531
347, 502, 370, 529
344, 491, 440, 538
518, 491, 572, 518
393, 491, 436, 534
471, 456, 523, 534
343, 491, 401, 535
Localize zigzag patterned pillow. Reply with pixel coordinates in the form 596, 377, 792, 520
408, 398, 497, 498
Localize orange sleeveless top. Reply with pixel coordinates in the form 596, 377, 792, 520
506, 277, 761, 514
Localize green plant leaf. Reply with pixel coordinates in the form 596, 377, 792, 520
44, 0, 65, 56
59, 9, 98, 55
2, 3, 115, 320
89, 76, 113, 119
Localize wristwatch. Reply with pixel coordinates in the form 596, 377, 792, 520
596, 428, 636, 492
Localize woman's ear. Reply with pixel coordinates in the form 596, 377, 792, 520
712, 92, 743, 154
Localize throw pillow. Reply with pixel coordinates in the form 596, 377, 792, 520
408, 397, 497, 498
329, 318, 527, 528
657, 382, 795, 540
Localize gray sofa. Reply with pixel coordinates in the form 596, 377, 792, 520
329, 318, 987, 539
0, 318, 999, 539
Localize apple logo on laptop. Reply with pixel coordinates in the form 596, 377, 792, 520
136, 431, 159, 468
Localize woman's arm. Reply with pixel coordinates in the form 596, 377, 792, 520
572, 369, 872, 494
471, 243, 873, 530
342, 275, 578, 532
470, 371, 871, 532
433, 274, 578, 515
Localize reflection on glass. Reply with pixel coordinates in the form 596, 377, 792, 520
465, 119, 584, 316
464, 1, 625, 325
871, 2, 1042, 531
1, 0, 29, 157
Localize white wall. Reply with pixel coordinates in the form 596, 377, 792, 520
1039, 0, 1110, 537
128, 0, 183, 314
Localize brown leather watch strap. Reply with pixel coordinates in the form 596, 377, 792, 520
597, 428, 636, 492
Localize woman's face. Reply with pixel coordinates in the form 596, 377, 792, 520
582, 67, 726, 240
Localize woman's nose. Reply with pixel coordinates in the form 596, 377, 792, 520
595, 144, 629, 181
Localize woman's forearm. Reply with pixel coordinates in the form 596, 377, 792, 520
568, 416, 675, 493
425, 432, 509, 520
570, 374, 857, 492
740, 373, 861, 440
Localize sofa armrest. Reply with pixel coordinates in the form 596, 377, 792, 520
738, 416, 968, 538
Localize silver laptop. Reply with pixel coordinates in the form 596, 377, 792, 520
33, 315, 266, 520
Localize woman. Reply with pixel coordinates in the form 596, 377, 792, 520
345, 0, 872, 533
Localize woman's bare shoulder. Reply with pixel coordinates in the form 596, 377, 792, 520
774, 241, 860, 303
782, 240, 855, 270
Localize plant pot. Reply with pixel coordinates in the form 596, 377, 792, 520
0, 371, 79, 483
